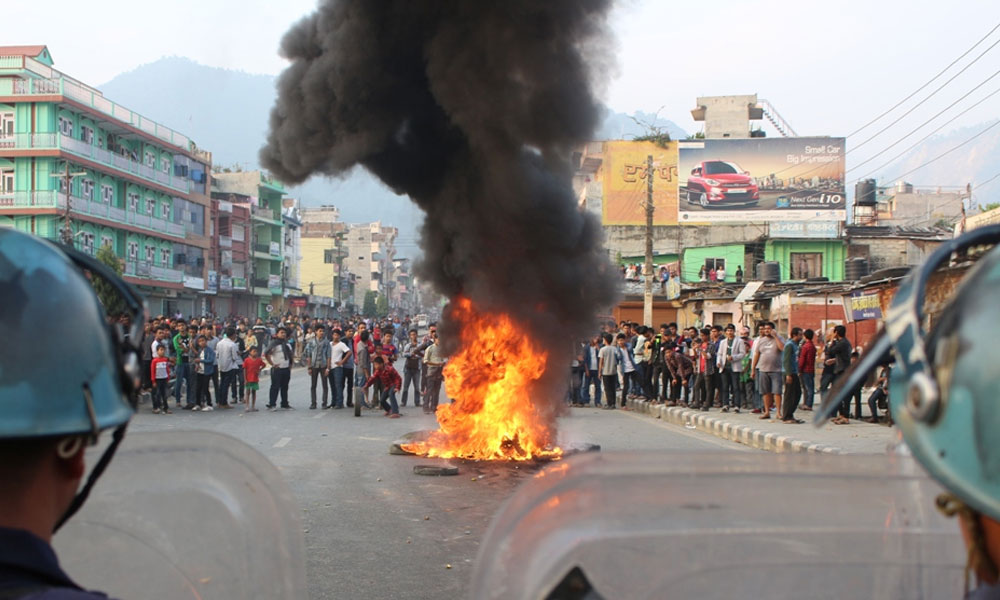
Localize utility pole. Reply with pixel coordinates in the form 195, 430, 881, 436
643, 154, 654, 327
51, 164, 85, 246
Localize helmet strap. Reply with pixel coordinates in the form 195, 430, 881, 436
937, 492, 1000, 593
53, 422, 128, 534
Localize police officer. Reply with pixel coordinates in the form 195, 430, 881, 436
0, 228, 144, 598
821, 225, 1000, 598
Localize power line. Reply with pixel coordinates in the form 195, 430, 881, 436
851, 79, 1000, 179
851, 34, 1000, 152
847, 21, 1000, 138
973, 170, 1000, 191
879, 119, 1000, 184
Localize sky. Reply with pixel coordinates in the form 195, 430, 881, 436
9, 0, 1000, 190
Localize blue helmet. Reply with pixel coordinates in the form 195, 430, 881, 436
0, 228, 138, 439
819, 225, 1000, 522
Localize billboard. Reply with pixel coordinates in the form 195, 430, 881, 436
601, 141, 679, 225
678, 137, 846, 223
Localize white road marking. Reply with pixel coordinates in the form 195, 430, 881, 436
313, 412, 327, 419
619, 411, 755, 452
273, 437, 292, 448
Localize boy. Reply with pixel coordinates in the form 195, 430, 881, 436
380, 331, 398, 364
355, 330, 373, 410
363, 356, 403, 418
242, 346, 264, 412
193, 335, 215, 411
150, 344, 173, 414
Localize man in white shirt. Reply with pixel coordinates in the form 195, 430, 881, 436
216, 327, 242, 409
264, 327, 294, 410
328, 329, 352, 409
716, 324, 746, 412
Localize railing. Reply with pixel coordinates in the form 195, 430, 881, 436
253, 243, 271, 254
251, 278, 270, 289
250, 204, 279, 221
219, 235, 232, 248
0, 74, 191, 151
123, 260, 184, 283
0, 190, 185, 237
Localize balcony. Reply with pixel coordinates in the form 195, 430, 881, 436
0, 132, 192, 194
250, 203, 281, 225
0, 75, 191, 151
252, 242, 282, 261
219, 235, 232, 248
123, 259, 184, 284
0, 190, 186, 238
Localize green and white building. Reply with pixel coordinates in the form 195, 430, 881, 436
0, 45, 214, 316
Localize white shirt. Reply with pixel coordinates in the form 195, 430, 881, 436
330, 341, 351, 367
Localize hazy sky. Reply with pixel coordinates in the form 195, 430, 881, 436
9, 0, 1000, 188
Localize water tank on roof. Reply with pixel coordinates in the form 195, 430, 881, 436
855, 179, 877, 206
895, 180, 913, 194
845, 257, 870, 281
756, 261, 780, 283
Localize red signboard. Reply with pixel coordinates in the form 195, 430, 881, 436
289, 297, 307, 308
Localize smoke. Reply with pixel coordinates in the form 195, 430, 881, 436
262, 0, 619, 397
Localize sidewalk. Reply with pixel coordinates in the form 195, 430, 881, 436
624, 398, 896, 454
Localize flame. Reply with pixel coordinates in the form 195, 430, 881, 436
402, 298, 562, 461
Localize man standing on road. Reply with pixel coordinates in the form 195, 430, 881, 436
216, 327, 242, 409
664, 345, 693, 406
422, 330, 445, 413
581, 336, 603, 407
716, 324, 746, 413
780, 327, 803, 424
264, 326, 294, 410
798, 328, 817, 411
305, 325, 331, 409
691, 328, 718, 411
400, 329, 423, 408
172, 321, 194, 408
750, 321, 784, 420
328, 329, 352, 409
821, 325, 853, 422
598, 333, 619, 409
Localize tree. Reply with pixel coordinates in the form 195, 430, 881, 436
376, 293, 389, 318
362, 290, 378, 317
981, 202, 1000, 212
92, 243, 127, 316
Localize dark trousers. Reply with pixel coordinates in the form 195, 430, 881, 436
219, 369, 238, 406
209, 369, 219, 403
669, 374, 690, 403
343, 368, 354, 406
568, 367, 583, 404
692, 372, 716, 409
641, 363, 655, 398
141, 359, 152, 390
402, 368, 421, 406
237, 366, 245, 401
173, 361, 194, 406
781, 375, 801, 421
621, 371, 636, 405
424, 373, 443, 411
602, 374, 618, 408
328, 367, 344, 407
310, 367, 329, 407
720, 367, 743, 408
269, 366, 291, 408
652, 363, 668, 400
152, 379, 170, 410
379, 388, 399, 414
582, 369, 602, 405
801, 371, 815, 408
867, 388, 886, 419
196, 372, 213, 406
851, 386, 863, 419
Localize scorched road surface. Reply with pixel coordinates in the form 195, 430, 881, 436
125, 369, 752, 599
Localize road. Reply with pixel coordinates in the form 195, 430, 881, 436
126, 367, 752, 599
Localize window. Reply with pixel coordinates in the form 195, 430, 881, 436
232, 224, 245, 241
145, 245, 155, 263
0, 113, 13, 138
127, 241, 138, 261
80, 233, 95, 255
58, 177, 67, 194
144, 151, 155, 168
80, 179, 94, 201
145, 198, 156, 215
81, 126, 94, 145
161, 203, 170, 220
100, 235, 113, 249
128, 192, 140, 212
357, 256, 364, 261
0, 170, 12, 193
58, 116, 73, 137
324, 249, 335, 264
791, 253, 823, 279
160, 248, 171, 266
160, 157, 170, 173
100, 184, 113, 204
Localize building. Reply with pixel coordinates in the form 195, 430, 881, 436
208, 194, 253, 317
211, 171, 286, 317
281, 198, 303, 301
344, 221, 398, 308
856, 181, 971, 229
300, 206, 352, 310
0, 45, 214, 316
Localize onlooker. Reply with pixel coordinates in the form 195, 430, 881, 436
422, 330, 445, 413
598, 333, 619, 409
616, 333, 637, 408
329, 329, 352, 409
172, 322, 195, 408
691, 328, 718, 411
751, 321, 784, 420
664, 345, 693, 406
821, 325, 853, 422
781, 327, 803, 424
305, 325, 331, 409
866, 364, 891, 424
216, 327, 242, 408
150, 344, 172, 414
242, 347, 263, 412
798, 328, 817, 411
193, 335, 215, 411
581, 336, 603, 407
355, 330, 373, 409
264, 327, 294, 410
716, 324, 746, 412
401, 329, 423, 407
363, 356, 402, 418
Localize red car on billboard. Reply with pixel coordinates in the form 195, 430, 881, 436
685, 160, 760, 208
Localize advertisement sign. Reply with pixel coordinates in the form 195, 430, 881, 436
183, 275, 205, 290
601, 140, 679, 225
267, 274, 281, 290
207, 270, 218, 292
220, 275, 233, 292
678, 137, 846, 223
288, 297, 308, 308
847, 290, 882, 322
770, 221, 841, 238
269, 241, 281, 257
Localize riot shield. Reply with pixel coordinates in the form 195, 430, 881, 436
471, 452, 965, 600
54, 431, 307, 599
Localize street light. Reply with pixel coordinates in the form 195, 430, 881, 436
50, 165, 87, 246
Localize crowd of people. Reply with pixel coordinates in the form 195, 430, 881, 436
139, 313, 444, 419
570, 320, 890, 426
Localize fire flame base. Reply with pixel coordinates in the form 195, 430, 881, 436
400, 298, 563, 462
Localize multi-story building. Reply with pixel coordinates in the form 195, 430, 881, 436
344, 221, 397, 308
208, 195, 253, 317
300, 207, 350, 306
211, 171, 286, 317
0, 45, 213, 316
281, 198, 303, 303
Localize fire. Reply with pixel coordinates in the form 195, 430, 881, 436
402, 298, 563, 461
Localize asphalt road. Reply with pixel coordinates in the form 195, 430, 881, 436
126, 367, 751, 599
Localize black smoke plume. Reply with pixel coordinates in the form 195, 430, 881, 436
262, 1, 619, 402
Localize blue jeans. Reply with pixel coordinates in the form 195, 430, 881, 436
173, 361, 194, 406
801, 372, 815, 408
581, 370, 602, 405
329, 367, 345, 407
379, 388, 399, 414
633, 363, 646, 396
